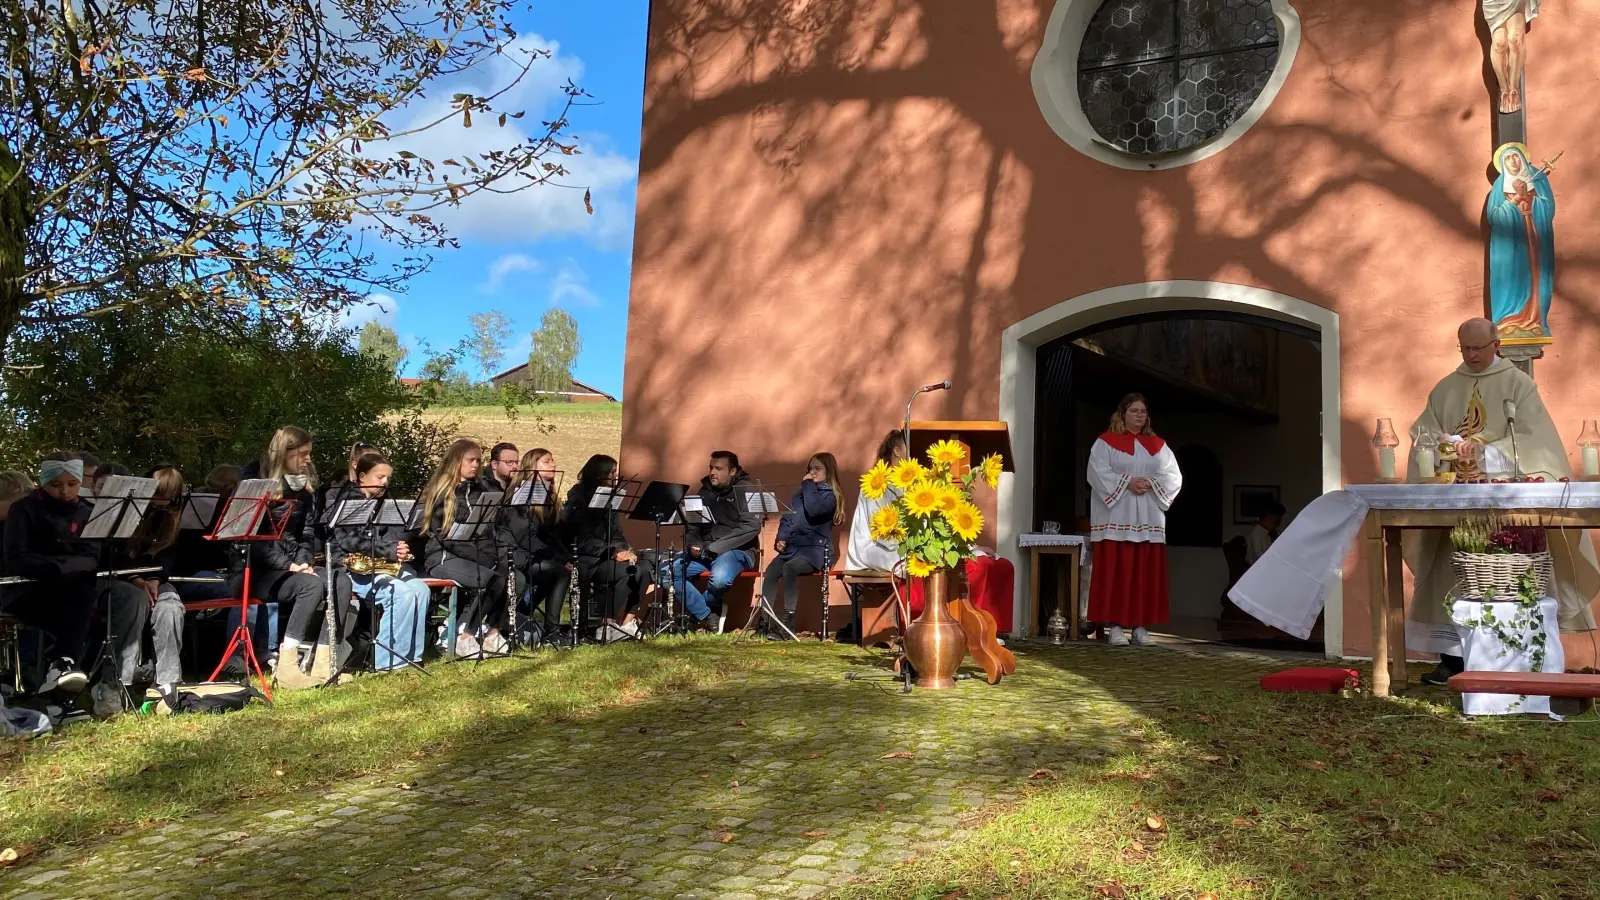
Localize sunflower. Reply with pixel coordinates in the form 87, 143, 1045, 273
979, 453, 1004, 489
946, 500, 984, 542
927, 439, 967, 468
905, 556, 935, 578
860, 460, 891, 500
890, 459, 926, 490
869, 504, 901, 541
904, 479, 942, 517
936, 484, 962, 514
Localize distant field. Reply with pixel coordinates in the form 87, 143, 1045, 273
419, 402, 621, 474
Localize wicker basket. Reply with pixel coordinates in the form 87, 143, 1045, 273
1450, 550, 1553, 599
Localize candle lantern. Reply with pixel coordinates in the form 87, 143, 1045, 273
1578, 421, 1600, 479
1372, 418, 1401, 482
1413, 426, 1439, 483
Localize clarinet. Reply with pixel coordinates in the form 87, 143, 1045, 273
820, 541, 831, 641
567, 555, 581, 647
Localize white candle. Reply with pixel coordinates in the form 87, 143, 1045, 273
1583, 446, 1598, 477
1416, 448, 1435, 478
1379, 447, 1396, 479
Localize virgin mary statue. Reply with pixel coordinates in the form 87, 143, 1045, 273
1487, 142, 1555, 341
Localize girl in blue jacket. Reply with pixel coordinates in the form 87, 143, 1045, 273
762, 452, 844, 632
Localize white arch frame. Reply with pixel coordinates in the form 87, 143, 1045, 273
1030, 0, 1302, 172
997, 280, 1344, 656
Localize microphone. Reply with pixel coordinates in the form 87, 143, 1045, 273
1503, 398, 1517, 423
919, 380, 952, 393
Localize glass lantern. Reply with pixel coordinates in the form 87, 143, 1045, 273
1412, 426, 1440, 483
1372, 418, 1400, 482
1578, 420, 1600, 479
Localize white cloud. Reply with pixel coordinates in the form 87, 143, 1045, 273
379, 36, 639, 249
549, 260, 600, 308
481, 253, 542, 294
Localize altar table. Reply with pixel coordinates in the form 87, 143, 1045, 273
1352, 483, 1600, 698
1018, 533, 1085, 640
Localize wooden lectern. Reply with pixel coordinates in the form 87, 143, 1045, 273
907, 421, 1014, 475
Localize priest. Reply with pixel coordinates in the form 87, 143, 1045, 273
1405, 317, 1599, 684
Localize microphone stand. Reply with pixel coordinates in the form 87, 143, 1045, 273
902, 380, 951, 459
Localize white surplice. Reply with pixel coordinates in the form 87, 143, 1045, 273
1087, 438, 1183, 544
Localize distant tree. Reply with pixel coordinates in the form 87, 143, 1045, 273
526, 308, 581, 395
0, 0, 594, 366
358, 321, 409, 376
467, 310, 514, 380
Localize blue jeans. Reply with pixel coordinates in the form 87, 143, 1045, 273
350, 572, 431, 671
672, 550, 754, 622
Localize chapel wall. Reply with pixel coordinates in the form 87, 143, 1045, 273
624, 0, 1600, 659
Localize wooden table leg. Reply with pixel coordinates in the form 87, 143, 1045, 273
1029, 547, 1041, 637
1055, 557, 1069, 638
1069, 547, 1081, 641
1366, 514, 1390, 697
1385, 527, 1408, 693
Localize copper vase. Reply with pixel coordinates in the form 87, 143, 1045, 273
904, 568, 967, 689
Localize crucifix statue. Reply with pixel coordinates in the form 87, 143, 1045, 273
1484, 0, 1539, 114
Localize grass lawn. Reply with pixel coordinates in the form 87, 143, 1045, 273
3, 641, 1598, 899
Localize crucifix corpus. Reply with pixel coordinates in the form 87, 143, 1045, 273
1484, 0, 1538, 114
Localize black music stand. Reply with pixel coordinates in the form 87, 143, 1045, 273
204, 478, 289, 700
585, 479, 640, 643
451, 489, 505, 662
734, 483, 800, 642
322, 494, 428, 683
82, 476, 159, 712
630, 481, 689, 637
505, 472, 566, 648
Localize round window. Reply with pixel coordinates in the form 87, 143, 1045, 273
1077, 0, 1281, 156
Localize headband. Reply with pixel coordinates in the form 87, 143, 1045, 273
40, 458, 84, 485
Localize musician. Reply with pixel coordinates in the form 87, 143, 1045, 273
0, 470, 34, 544
174, 466, 240, 605
563, 454, 655, 637
844, 430, 907, 572
503, 448, 570, 643
233, 426, 329, 673
484, 442, 520, 492
673, 451, 762, 629
118, 465, 189, 693
419, 439, 516, 656
1, 454, 146, 697
322, 442, 378, 513
331, 452, 430, 671
762, 453, 843, 633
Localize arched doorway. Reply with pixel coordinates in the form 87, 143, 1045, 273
998, 281, 1342, 656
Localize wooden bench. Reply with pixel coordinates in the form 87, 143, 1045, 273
1447, 671, 1600, 698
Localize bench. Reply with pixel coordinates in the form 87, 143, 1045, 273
1447, 671, 1600, 698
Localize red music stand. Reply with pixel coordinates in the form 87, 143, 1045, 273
204, 489, 294, 700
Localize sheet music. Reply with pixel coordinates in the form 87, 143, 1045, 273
330, 498, 417, 528
681, 495, 713, 524
743, 491, 780, 514
588, 486, 626, 511
82, 476, 160, 539
179, 493, 219, 530
214, 478, 278, 540
445, 491, 503, 540
510, 481, 550, 506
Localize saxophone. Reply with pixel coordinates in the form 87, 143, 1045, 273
346, 553, 403, 577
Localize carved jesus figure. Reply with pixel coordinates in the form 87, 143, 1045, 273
1484, 0, 1539, 113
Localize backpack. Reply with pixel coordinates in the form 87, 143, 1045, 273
154, 682, 271, 715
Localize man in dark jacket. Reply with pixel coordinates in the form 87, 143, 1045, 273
673, 451, 762, 627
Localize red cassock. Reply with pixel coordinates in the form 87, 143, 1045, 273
1086, 539, 1168, 628
906, 556, 1015, 633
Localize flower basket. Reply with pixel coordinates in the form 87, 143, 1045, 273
1450, 550, 1552, 600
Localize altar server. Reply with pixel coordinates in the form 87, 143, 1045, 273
1406, 318, 1598, 684
1086, 394, 1183, 647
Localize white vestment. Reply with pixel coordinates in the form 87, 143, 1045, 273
843, 488, 901, 572
1405, 358, 1598, 654
1087, 437, 1182, 544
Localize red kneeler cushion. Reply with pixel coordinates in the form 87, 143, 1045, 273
1260, 667, 1361, 694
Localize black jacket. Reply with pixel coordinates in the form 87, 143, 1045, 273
502, 486, 564, 569
3, 491, 99, 579
687, 471, 762, 557
775, 480, 837, 570
561, 483, 627, 563
422, 479, 500, 571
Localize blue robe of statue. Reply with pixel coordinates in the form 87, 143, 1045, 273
1487, 166, 1555, 337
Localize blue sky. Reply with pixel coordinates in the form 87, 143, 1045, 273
344, 1, 648, 398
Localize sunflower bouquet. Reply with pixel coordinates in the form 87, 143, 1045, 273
859, 439, 1004, 578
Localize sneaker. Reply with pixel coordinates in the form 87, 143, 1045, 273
1106, 625, 1129, 647
89, 681, 126, 720
481, 632, 510, 656
40, 658, 89, 695
455, 632, 482, 657
1131, 626, 1155, 646
1420, 664, 1455, 686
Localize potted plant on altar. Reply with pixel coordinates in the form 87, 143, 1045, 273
1446, 517, 1563, 715
860, 440, 1003, 688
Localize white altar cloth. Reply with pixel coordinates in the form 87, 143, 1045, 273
1227, 483, 1600, 641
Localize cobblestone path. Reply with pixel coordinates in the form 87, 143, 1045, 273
3, 642, 1292, 899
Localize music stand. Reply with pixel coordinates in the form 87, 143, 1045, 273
505, 472, 566, 648
204, 479, 288, 700
733, 483, 801, 643
82, 476, 159, 711
323, 494, 427, 683
630, 481, 689, 637
585, 479, 639, 643
446, 489, 505, 662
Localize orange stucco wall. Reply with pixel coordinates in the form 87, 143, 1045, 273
623, 0, 1600, 663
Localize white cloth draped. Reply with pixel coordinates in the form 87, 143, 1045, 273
1482, 0, 1538, 33
844, 488, 901, 572
1229, 490, 1368, 640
